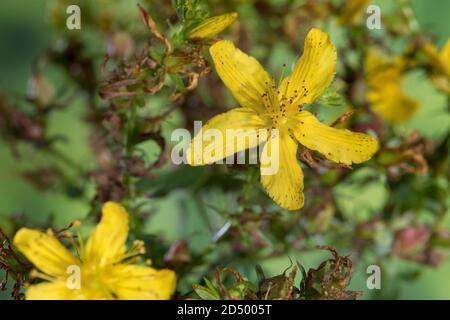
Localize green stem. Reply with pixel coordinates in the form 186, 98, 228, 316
124, 100, 139, 211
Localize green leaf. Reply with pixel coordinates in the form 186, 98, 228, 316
333, 167, 388, 223
203, 277, 217, 292
193, 284, 221, 300
136, 166, 242, 196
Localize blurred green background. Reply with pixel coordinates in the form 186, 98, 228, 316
0, 0, 449, 299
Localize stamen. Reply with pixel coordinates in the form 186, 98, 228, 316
278, 64, 287, 87
59, 227, 83, 261
281, 79, 290, 106
113, 240, 146, 264
30, 269, 55, 282
133, 240, 146, 254
73, 220, 85, 260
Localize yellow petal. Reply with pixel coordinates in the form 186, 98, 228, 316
187, 107, 268, 165
84, 202, 129, 266
279, 28, 336, 106
439, 38, 450, 77
13, 228, 79, 278
338, 0, 370, 25
188, 12, 238, 40
210, 40, 274, 112
290, 111, 378, 165
26, 281, 80, 300
109, 265, 176, 300
423, 42, 443, 74
368, 84, 419, 122
260, 131, 304, 210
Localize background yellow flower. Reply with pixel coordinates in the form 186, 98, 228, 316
13, 202, 176, 300
365, 49, 419, 122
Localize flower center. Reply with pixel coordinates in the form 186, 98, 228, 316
80, 263, 115, 298
259, 83, 300, 129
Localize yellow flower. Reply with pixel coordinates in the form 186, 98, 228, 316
423, 38, 450, 94
13, 202, 176, 300
338, 0, 370, 26
186, 28, 378, 211
365, 49, 419, 123
188, 12, 238, 40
